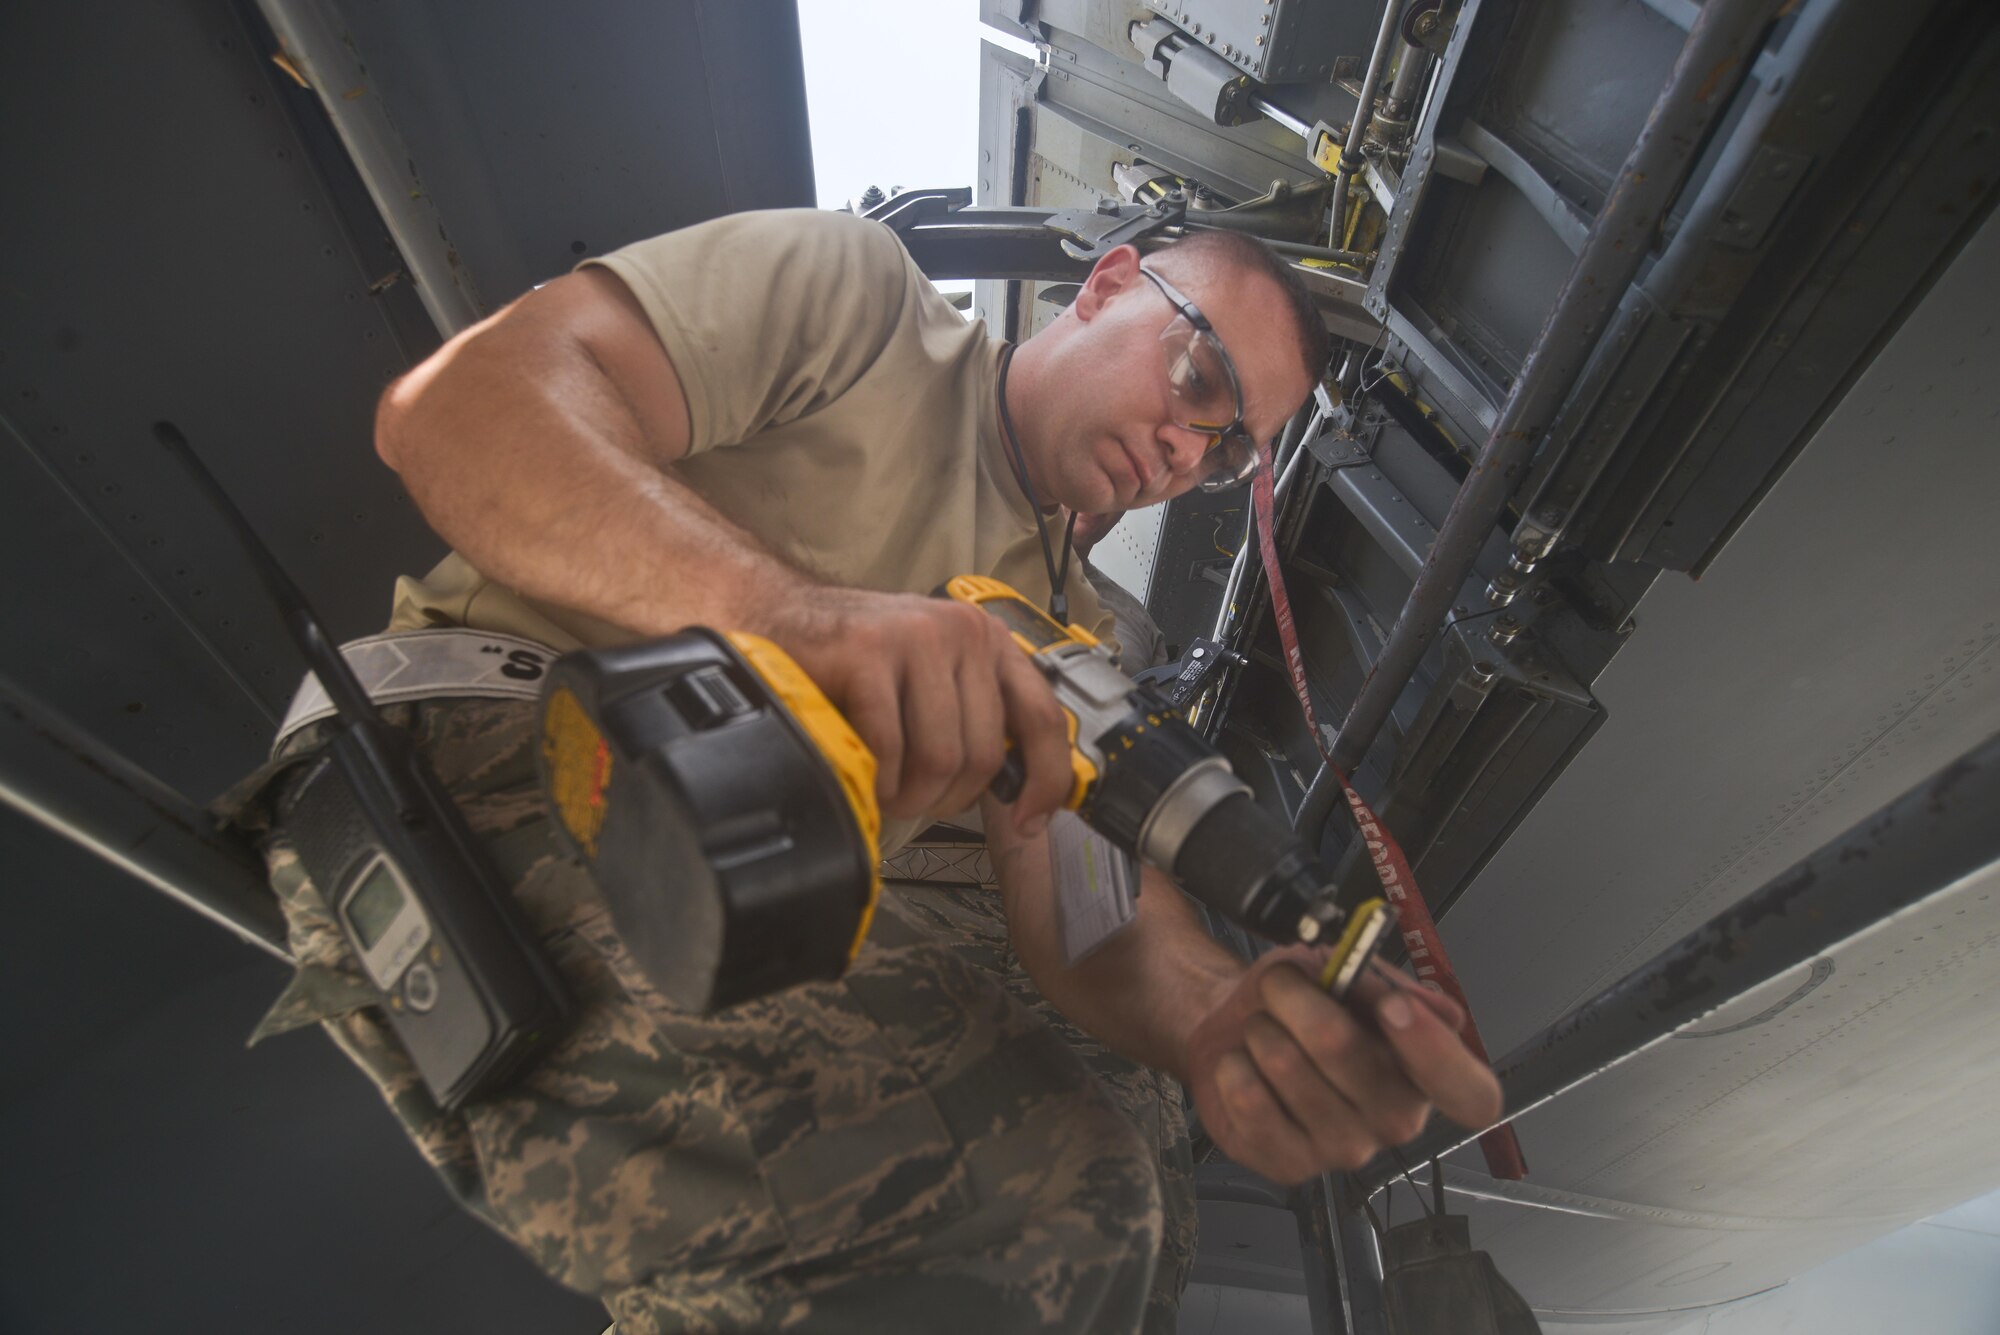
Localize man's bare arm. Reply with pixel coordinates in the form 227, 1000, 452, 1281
985, 799, 1241, 1073
376, 268, 785, 637
986, 798, 1502, 1183
374, 269, 1075, 827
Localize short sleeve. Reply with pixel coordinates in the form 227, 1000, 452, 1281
580, 210, 922, 455
1063, 563, 1124, 665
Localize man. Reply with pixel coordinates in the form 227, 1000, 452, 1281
277, 207, 1498, 1331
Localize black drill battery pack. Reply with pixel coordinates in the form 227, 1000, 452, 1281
536, 629, 881, 1014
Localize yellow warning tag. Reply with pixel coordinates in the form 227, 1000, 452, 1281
541, 686, 612, 858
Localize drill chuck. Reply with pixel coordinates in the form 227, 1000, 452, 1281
1166, 789, 1331, 939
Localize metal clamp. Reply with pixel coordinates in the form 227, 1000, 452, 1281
1046, 194, 1189, 263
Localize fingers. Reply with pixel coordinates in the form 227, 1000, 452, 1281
1343, 968, 1499, 1127
1256, 968, 1432, 1150
840, 669, 905, 815
1188, 953, 1506, 1184
1240, 1014, 1388, 1172
1365, 985, 1504, 1131
993, 642, 1072, 832
1206, 1050, 1322, 1184
1361, 961, 1467, 1031
885, 653, 965, 819
765, 589, 1073, 830
934, 653, 1006, 818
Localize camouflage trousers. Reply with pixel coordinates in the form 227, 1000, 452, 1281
229, 697, 1194, 1334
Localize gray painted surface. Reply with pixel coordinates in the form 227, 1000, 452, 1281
1541, 1188, 2000, 1333
2, 3, 809, 1330
1432, 202, 2000, 1316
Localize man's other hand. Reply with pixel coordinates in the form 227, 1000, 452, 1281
768, 587, 1072, 831
1181, 947, 1504, 1185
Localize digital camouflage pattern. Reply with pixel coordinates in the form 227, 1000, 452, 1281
223, 696, 1193, 1333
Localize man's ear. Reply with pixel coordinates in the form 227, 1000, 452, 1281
1071, 244, 1144, 322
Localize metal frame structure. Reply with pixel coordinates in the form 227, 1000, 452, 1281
0, 673, 289, 961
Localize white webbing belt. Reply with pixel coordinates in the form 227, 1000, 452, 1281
274, 629, 559, 751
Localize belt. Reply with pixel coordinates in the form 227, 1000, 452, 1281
275, 628, 558, 751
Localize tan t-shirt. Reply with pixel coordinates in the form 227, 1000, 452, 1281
387, 208, 1115, 849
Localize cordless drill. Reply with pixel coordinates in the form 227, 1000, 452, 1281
536, 578, 1389, 1013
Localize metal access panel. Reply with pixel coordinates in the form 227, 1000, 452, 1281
1144, 0, 1387, 84
987, 0, 1338, 202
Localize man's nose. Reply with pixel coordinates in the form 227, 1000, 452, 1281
1159, 423, 1215, 473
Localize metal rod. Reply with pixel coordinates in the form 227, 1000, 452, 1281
0, 673, 291, 962
256, 0, 484, 336
1355, 729, 2000, 1193
152, 424, 386, 731
1254, 237, 1374, 266
1383, 40, 1430, 120
1312, 0, 1779, 809
1178, 221, 1372, 265
1327, 0, 1411, 246
1249, 94, 1311, 141
1325, 1172, 1393, 1334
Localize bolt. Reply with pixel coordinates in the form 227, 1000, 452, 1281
1471, 660, 1497, 682
1191, 646, 1207, 659
1097, 196, 1120, 215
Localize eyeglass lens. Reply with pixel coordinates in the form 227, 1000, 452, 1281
1161, 317, 1239, 429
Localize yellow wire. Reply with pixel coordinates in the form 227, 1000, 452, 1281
1385, 370, 1462, 454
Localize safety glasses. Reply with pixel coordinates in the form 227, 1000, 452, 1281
1138, 266, 1263, 492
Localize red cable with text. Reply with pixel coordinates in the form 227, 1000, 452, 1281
1249, 453, 1527, 1181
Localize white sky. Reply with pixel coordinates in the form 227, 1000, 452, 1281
795, 2, 1035, 210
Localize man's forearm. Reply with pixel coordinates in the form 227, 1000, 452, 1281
987, 801, 1244, 1079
